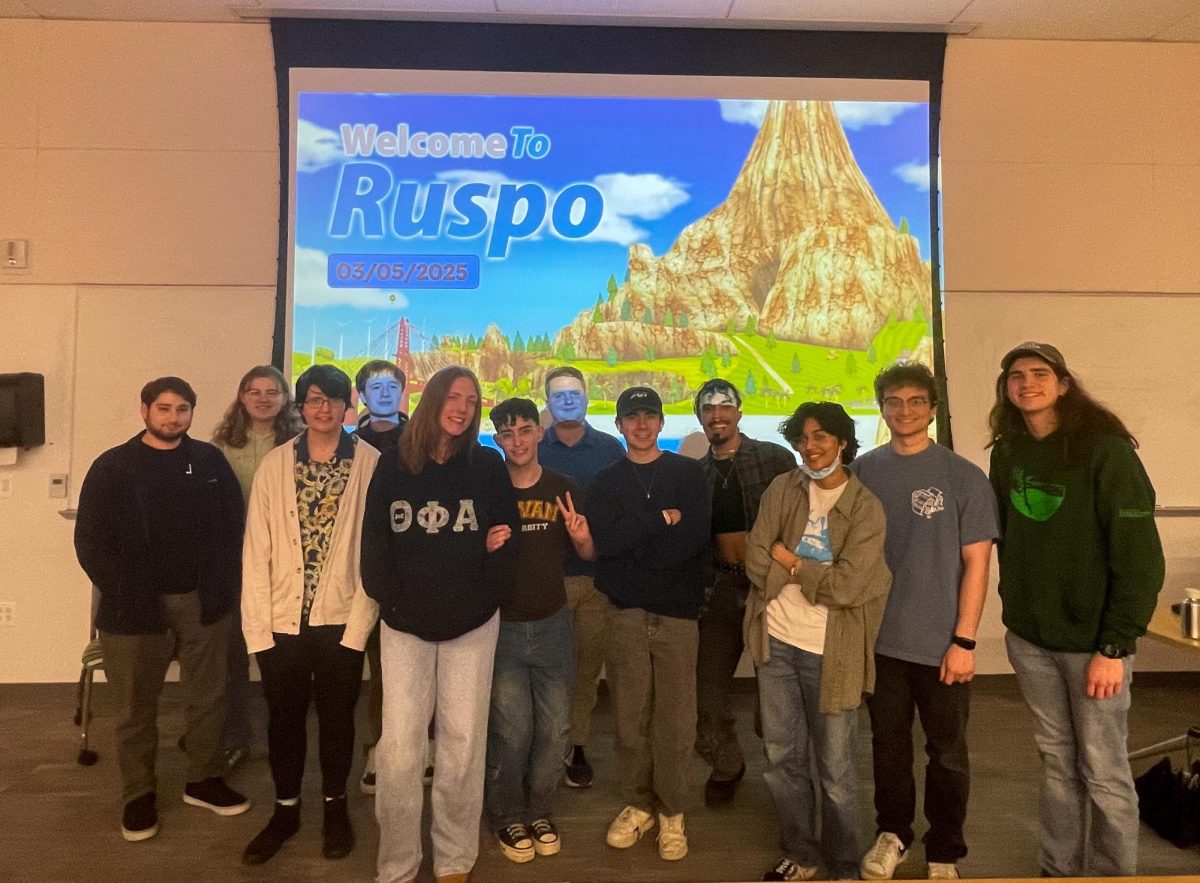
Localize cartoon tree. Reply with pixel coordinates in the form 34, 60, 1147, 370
745, 314, 758, 336
679, 313, 689, 329
606, 346, 618, 367
846, 352, 858, 376
745, 369, 757, 396
607, 275, 619, 301
721, 351, 732, 368
791, 353, 801, 374
898, 216, 910, 236
556, 340, 576, 361
592, 304, 603, 324
767, 329, 777, 350
467, 334, 477, 349
513, 331, 525, 352
643, 307, 654, 324
664, 309, 675, 327
620, 300, 633, 321
700, 348, 717, 378
646, 345, 656, 363
726, 316, 737, 335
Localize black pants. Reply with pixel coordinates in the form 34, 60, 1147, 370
695, 570, 751, 779
257, 624, 363, 800
866, 653, 971, 863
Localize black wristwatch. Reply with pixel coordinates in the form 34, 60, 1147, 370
950, 634, 977, 651
1098, 643, 1129, 659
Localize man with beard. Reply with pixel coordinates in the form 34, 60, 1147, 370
75, 376, 250, 843
537, 366, 625, 788
692, 379, 795, 805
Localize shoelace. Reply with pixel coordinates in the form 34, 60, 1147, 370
530, 820, 554, 840
502, 823, 529, 844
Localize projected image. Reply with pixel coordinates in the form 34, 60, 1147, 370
291, 91, 933, 447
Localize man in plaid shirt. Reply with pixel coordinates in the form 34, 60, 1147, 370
692, 379, 796, 805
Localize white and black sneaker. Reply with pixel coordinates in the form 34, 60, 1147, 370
530, 818, 560, 856
762, 857, 819, 881
861, 832, 908, 880
495, 822, 535, 863
183, 777, 251, 816
121, 792, 159, 842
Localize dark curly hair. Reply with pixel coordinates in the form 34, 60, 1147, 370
779, 401, 860, 464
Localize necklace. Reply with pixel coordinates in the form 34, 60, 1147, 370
714, 457, 736, 490
630, 460, 659, 499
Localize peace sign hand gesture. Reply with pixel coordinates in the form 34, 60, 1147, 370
556, 491, 596, 561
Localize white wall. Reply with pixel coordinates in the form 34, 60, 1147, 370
1, 22, 1197, 681
941, 37, 1200, 673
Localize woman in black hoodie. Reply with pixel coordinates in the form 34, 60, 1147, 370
361, 365, 518, 883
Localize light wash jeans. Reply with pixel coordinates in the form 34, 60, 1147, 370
758, 636, 861, 878
1005, 630, 1138, 876
485, 607, 574, 828
376, 613, 499, 883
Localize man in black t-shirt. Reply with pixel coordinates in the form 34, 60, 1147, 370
75, 377, 250, 843
484, 398, 595, 864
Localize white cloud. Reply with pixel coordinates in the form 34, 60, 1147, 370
893, 160, 931, 192
833, 101, 921, 130
296, 119, 347, 174
293, 246, 410, 310
717, 99, 769, 126
593, 173, 689, 221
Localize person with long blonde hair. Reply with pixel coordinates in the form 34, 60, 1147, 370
361, 366, 519, 883
209, 365, 303, 772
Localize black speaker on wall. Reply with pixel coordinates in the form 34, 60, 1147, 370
0, 373, 45, 448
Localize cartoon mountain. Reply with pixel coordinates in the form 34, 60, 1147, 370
555, 99, 929, 357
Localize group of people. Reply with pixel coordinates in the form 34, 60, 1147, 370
73, 340, 1164, 882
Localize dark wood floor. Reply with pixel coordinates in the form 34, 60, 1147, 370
3, 675, 1199, 882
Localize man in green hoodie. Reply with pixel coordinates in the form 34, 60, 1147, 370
987, 342, 1164, 878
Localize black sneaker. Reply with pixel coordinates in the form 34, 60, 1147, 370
763, 857, 818, 881
322, 795, 354, 860
121, 792, 159, 842
243, 801, 301, 865
183, 777, 251, 816
564, 745, 593, 788
530, 817, 560, 856
495, 823, 535, 863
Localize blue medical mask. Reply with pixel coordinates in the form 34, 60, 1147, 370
799, 459, 841, 481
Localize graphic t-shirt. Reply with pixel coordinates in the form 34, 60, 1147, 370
767, 481, 846, 654
852, 443, 999, 666
294, 432, 356, 621
503, 468, 580, 622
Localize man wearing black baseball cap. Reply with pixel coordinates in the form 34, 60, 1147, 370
587, 386, 709, 862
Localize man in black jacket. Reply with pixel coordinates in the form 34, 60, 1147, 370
75, 376, 250, 843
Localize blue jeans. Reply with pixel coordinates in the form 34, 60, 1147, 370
485, 608, 575, 827
1005, 631, 1138, 876
758, 636, 861, 877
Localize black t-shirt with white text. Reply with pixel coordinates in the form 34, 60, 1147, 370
504, 468, 579, 622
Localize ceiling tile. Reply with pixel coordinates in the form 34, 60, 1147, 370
729, 0, 969, 26
1153, 8, 1200, 39
960, 0, 1200, 41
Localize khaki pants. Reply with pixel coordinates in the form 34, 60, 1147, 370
606, 606, 698, 816
564, 575, 612, 746
100, 592, 232, 803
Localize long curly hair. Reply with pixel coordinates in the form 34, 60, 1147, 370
211, 365, 302, 448
398, 366, 481, 473
986, 358, 1136, 464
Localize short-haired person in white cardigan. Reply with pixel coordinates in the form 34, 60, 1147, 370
240, 364, 380, 865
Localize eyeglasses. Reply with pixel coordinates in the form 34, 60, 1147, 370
883, 395, 930, 410
302, 396, 344, 411
244, 389, 282, 400
495, 426, 540, 444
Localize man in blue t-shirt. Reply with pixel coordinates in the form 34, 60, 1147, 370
850, 362, 999, 881
537, 366, 625, 787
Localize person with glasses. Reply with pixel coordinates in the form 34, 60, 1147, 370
211, 365, 303, 772
361, 365, 519, 883
240, 364, 380, 865
850, 363, 998, 881
745, 402, 891, 882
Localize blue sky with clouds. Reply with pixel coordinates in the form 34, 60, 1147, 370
293, 92, 931, 356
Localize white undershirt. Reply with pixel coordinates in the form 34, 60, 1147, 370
766, 481, 846, 655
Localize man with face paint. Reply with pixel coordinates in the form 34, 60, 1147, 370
692, 379, 795, 806
537, 366, 625, 788
351, 360, 411, 796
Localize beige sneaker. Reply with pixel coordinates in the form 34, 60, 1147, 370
861, 832, 908, 880
928, 863, 959, 879
605, 805, 655, 848
656, 812, 688, 861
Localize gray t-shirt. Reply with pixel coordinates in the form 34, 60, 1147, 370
851, 442, 999, 666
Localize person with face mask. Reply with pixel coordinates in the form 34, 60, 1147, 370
744, 401, 891, 882
536, 366, 625, 788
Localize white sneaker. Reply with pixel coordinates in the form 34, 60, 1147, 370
928, 863, 959, 879
861, 832, 908, 880
605, 805, 655, 848
656, 812, 687, 861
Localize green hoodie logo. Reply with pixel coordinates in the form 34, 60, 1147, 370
1010, 466, 1066, 521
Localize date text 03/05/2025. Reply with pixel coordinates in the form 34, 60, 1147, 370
326, 254, 480, 289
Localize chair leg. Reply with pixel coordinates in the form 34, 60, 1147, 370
77, 665, 98, 766
73, 664, 87, 726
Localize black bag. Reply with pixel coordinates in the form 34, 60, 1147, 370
1135, 738, 1200, 848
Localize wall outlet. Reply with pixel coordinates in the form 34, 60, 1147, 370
49, 474, 68, 499
0, 602, 14, 626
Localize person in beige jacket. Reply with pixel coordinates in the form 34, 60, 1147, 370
744, 401, 891, 882
240, 364, 380, 866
